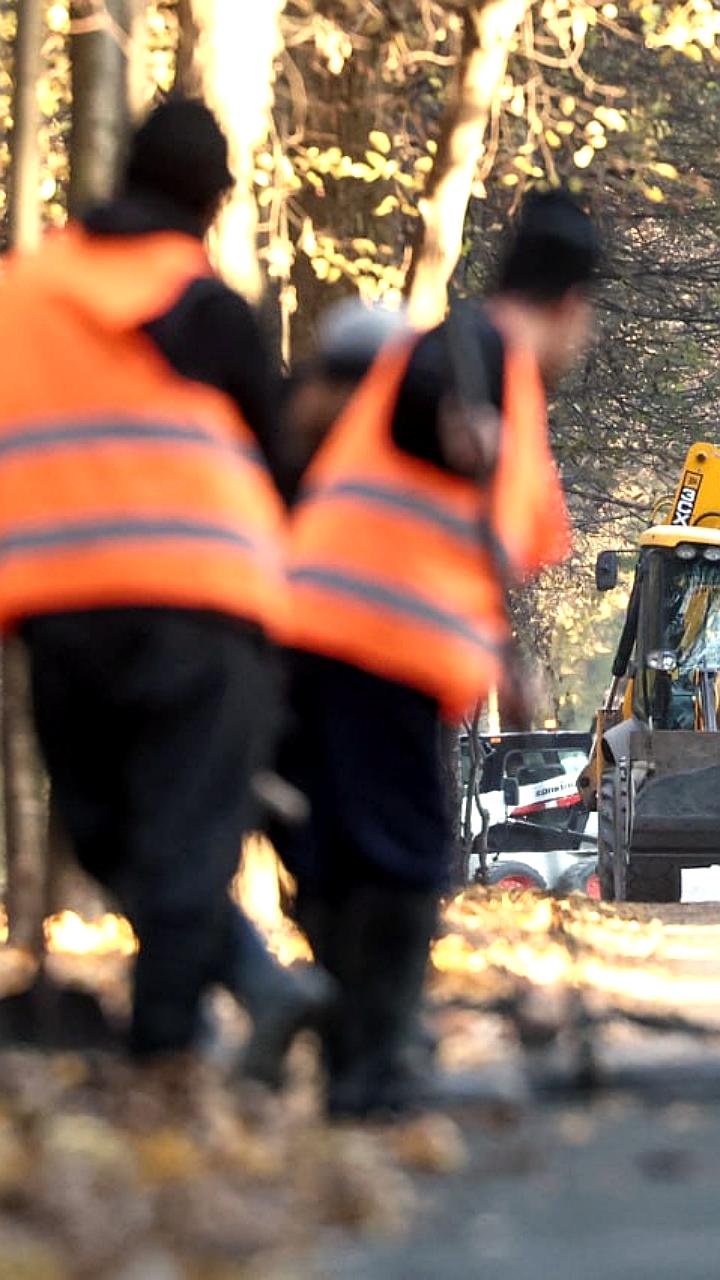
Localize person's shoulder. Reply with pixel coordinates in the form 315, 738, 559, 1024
182, 275, 254, 316
445, 300, 503, 346
179, 277, 262, 341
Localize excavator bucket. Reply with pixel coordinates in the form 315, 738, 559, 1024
628, 731, 720, 855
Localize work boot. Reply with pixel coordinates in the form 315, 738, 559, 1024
294, 889, 438, 1079
219, 904, 335, 1090
317, 885, 440, 1119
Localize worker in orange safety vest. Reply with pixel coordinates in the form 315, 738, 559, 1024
0, 99, 330, 1070
275, 192, 600, 1117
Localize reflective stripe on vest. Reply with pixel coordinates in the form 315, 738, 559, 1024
298, 478, 482, 547
0, 418, 265, 468
0, 516, 272, 559
290, 564, 503, 652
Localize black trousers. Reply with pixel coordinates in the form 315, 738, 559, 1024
273, 652, 451, 898
22, 607, 278, 1053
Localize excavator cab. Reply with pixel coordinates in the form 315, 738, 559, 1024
632, 534, 720, 732
591, 443, 720, 902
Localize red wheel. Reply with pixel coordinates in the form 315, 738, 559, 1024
484, 861, 547, 893
554, 860, 601, 899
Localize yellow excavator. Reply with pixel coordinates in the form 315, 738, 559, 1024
581, 442, 720, 902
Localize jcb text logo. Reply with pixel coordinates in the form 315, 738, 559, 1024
672, 470, 702, 526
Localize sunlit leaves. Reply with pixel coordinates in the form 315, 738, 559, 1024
643, 0, 720, 57
373, 194, 399, 217
641, 182, 665, 202
47, 4, 69, 35
313, 15, 353, 76
369, 129, 391, 155
573, 144, 595, 168
594, 106, 627, 131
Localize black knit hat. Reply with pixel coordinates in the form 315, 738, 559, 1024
124, 98, 234, 213
497, 190, 600, 302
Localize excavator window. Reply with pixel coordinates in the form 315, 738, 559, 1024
633, 548, 720, 728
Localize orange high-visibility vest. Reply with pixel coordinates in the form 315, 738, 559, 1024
285, 334, 570, 718
0, 225, 285, 634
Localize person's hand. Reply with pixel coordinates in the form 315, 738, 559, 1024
438, 394, 501, 480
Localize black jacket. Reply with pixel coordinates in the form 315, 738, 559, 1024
82, 192, 282, 493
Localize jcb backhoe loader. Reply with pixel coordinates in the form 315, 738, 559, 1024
582, 442, 720, 902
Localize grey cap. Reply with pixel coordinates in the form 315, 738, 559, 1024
316, 298, 411, 371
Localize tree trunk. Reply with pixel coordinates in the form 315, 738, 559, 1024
3, 0, 47, 951
7, 0, 43, 253
173, 0, 202, 95
187, 0, 284, 303
405, 0, 530, 328
68, 0, 135, 214
2, 641, 48, 950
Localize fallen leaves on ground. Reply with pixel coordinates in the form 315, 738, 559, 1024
0, 1039, 438, 1278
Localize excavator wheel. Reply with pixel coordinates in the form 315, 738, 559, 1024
598, 770, 623, 901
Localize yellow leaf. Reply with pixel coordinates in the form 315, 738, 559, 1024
369, 129, 391, 154
349, 163, 377, 181
560, 95, 576, 116
585, 120, 605, 137
683, 44, 704, 62
651, 162, 679, 179
47, 3, 69, 33
352, 238, 377, 254
594, 106, 626, 131
427, 139, 438, 155
501, 173, 520, 186
556, 120, 575, 135
299, 218, 317, 255
365, 150, 388, 170
414, 155, 434, 173
601, 2, 618, 16
642, 184, 665, 202
573, 145, 595, 169
514, 155, 541, 175
572, 12, 588, 40
373, 195, 399, 217
509, 87, 525, 117
312, 258, 330, 280
545, 130, 562, 148
590, 135, 607, 149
